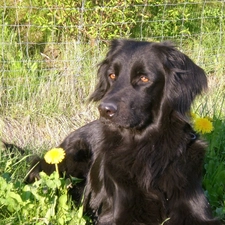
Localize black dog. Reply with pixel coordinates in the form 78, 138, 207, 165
27, 40, 221, 224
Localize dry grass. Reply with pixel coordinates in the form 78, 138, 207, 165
0, 41, 224, 154
0, 104, 98, 151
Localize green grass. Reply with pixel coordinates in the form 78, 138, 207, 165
190, 101, 225, 220
0, 25, 225, 223
203, 118, 225, 219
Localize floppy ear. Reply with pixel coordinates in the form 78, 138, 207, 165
88, 39, 126, 102
158, 42, 207, 115
88, 59, 110, 102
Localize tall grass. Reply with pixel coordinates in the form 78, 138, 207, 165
0, 27, 103, 148
0, 25, 225, 223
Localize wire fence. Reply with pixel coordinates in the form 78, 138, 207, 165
0, 0, 224, 146
1, 1, 224, 73
0, 1, 224, 106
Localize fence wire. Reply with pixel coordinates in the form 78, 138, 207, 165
0, 0, 224, 107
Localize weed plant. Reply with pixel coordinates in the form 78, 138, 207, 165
0, 148, 88, 224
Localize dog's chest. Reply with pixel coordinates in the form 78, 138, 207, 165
99, 136, 147, 183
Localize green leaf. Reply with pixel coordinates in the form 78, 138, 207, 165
8, 191, 23, 204
58, 194, 68, 209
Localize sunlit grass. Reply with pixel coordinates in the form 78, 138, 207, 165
0, 27, 224, 223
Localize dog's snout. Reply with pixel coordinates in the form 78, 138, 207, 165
98, 102, 117, 118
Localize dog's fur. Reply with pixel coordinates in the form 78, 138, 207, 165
26, 40, 221, 224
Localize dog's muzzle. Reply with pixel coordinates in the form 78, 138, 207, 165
98, 102, 117, 119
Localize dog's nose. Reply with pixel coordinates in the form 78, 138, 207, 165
98, 102, 117, 118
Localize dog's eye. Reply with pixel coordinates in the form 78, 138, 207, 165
140, 76, 149, 83
109, 73, 116, 80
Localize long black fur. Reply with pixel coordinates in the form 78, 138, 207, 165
26, 39, 221, 225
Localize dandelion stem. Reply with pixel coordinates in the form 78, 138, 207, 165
55, 163, 59, 179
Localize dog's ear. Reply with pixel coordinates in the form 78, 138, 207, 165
89, 39, 125, 102
88, 59, 110, 102
157, 42, 207, 115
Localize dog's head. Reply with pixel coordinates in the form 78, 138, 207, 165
89, 39, 207, 129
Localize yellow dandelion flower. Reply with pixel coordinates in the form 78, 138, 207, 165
194, 117, 214, 134
44, 148, 65, 164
